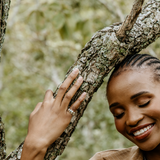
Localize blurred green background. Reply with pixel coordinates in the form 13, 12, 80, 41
1, 0, 160, 159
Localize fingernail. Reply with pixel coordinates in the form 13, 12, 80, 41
81, 92, 86, 98
72, 68, 79, 74
77, 76, 83, 83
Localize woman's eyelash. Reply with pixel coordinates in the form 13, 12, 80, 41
139, 101, 150, 107
114, 113, 124, 119
114, 101, 150, 119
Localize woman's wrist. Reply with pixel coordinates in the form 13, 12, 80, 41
21, 136, 48, 160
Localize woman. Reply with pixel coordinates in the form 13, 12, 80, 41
21, 53, 160, 160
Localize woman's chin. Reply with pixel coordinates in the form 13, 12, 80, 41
138, 143, 160, 152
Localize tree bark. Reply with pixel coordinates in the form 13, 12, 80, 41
3, 0, 160, 159
0, 0, 10, 159
116, 0, 144, 42
0, 0, 11, 61
0, 117, 6, 159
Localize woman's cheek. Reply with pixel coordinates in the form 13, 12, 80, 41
115, 119, 125, 135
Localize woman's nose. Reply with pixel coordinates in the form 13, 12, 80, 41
126, 109, 144, 127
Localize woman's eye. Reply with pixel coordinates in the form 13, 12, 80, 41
114, 112, 124, 119
139, 101, 150, 107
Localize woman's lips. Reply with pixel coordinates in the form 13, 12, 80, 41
130, 123, 154, 141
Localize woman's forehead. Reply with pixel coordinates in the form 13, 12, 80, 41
107, 69, 156, 100
111, 66, 152, 77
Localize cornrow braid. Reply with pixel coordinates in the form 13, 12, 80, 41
137, 56, 158, 67
108, 53, 160, 84
131, 54, 149, 66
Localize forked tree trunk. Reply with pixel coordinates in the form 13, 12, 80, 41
1, 0, 160, 159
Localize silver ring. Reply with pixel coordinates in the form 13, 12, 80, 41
68, 108, 75, 116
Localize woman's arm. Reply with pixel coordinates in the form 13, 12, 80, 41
21, 68, 86, 160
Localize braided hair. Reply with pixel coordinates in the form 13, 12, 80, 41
108, 53, 160, 85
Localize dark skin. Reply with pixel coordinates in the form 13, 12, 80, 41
107, 68, 160, 160
21, 66, 160, 160
21, 68, 86, 160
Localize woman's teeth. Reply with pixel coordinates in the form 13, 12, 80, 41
133, 124, 153, 136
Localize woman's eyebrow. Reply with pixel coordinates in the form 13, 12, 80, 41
130, 91, 149, 100
109, 102, 119, 109
109, 91, 149, 109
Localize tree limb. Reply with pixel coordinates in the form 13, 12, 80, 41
116, 0, 144, 42
8, 0, 21, 27
0, 56, 4, 91
113, 1, 125, 22
98, 0, 124, 22
147, 47, 157, 57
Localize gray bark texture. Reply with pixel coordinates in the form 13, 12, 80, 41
0, 117, 6, 159
0, 0, 11, 159
0, 0, 10, 61
1, 0, 160, 159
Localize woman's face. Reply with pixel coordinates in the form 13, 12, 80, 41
107, 69, 160, 151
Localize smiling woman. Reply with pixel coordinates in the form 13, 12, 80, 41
90, 53, 160, 160
17, 53, 160, 160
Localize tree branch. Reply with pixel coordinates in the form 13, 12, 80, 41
147, 47, 157, 58
0, 56, 4, 91
113, 1, 125, 22
8, 0, 21, 27
98, 0, 124, 22
116, 0, 144, 42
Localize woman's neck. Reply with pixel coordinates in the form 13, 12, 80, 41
143, 144, 160, 160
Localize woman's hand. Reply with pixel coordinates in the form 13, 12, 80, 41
21, 68, 86, 160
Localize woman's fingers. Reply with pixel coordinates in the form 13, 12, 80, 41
67, 92, 86, 116
30, 102, 42, 117
40, 90, 55, 109
42, 89, 55, 105
43, 90, 54, 102
61, 76, 83, 109
55, 68, 79, 104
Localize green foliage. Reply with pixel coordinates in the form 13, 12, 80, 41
1, 0, 160, 159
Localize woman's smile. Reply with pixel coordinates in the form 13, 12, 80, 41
107, 69, 160, 151
130, 123, 154, 141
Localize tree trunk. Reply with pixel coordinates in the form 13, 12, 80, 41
0, 0, 10, 159
0, 117, 6, 159
0, 0, 11, 60
2, 0, 160, 159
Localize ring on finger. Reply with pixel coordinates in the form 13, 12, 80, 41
68, 108, 75, 116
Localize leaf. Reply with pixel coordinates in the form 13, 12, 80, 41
59, 23, 72, 39
27, 10, 46, 32
52, 13, 65, 30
